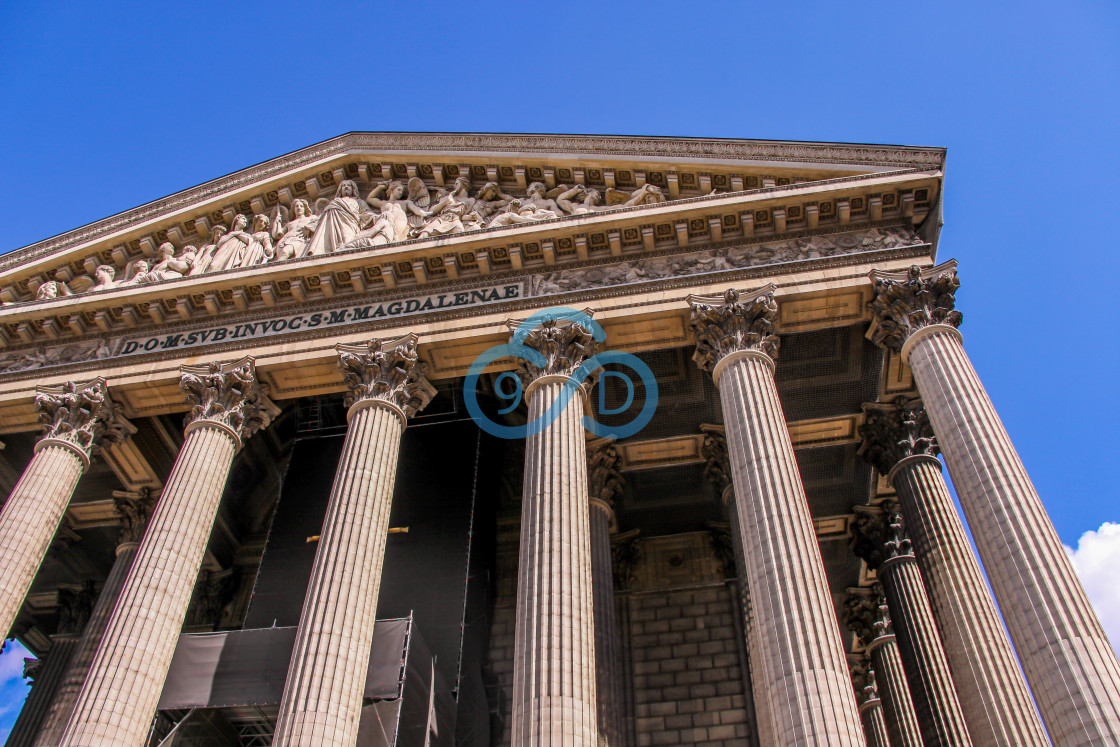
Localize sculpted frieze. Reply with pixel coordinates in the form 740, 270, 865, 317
532, 226, 921, 295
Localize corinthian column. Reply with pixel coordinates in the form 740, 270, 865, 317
587, 438, 625, 747
688, 287, 864, 746
851, 504, 972, 746
861, 398, 1048, 747
511, 317, 599, 746
60, 358, 277, 747
870, 262, 1120, 746
850, 659, 891, 747
273, 335, 434, 747
701, 426, 775, 747
0, 379, 128, 639
844, 591, 923, 747
35, 490, 155, 747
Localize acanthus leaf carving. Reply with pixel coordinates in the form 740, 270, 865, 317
610, 529, 641, 591
587, 438, 624, 508
843, 586, 892, 648
336, 334, 435, 418
859, 397, 940, 476
35, 377, 129, 461
56, 581, 96, 635
114, 488, 156, 545
688, 285, 780, 372
180, 356, 278, 444
510, 315, 599, 385
700, 425, 730, 493
868, 260, 963, 352
851, 500, 914, 571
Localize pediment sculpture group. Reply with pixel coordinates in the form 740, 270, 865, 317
33, 178, 670, 300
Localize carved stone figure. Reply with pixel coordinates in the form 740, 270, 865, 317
520, 182, 564, 214
416, 181, 473, 239
471, 181, 516, 219
120, 259, 151, 286
189, 225, 228, 276
143, 242, 194, 282
238, 214, 274, 268
555, 185, 602, 214
487, 199, 559, 227
605, 183, 666, 206
340, 205, 399, 250
304, 180, 374, 256
208, 215, 253, 272
91, 265, 117, 290
35, 281, 72, 300
366, 178, 431, 232
271, 199, 319, 260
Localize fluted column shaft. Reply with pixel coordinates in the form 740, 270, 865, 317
512, 377, 598, 746
891, 455, 1047, 746
860, 698, 893, 747
5, 635, 80, 747
716, 351, 863, 746
272, 401, 405, 746
725, 492, 776, 747
908, 325, 1120, 745
34, 543, 139, 747
879, 553, 972, 746
0, 444, 87, 639
60, 423, 238, 746
589, 500, 622, 746
868, 634, 923, 747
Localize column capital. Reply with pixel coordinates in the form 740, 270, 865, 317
705, 520, 736, 579
687, 285, 779, 374
34, 378, 131, 468
700, 424, 731, 496
844, 587, 893, 648
56, 581, 97, 635
113, 488, 156, 546
868, 261, 962, 353
508, 313, 599, 387
587, 437, 624, 513
849, 657, 880, 708
851, 502, 915, 570
610, 528, 641, 591
336, 334, 435, 421
180, 356, 279, 448
859, 397, 940, 478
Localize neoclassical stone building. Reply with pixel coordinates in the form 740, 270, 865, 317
0, 133, 1116, 747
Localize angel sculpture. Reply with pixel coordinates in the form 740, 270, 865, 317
416, 179, 475, 239
208, 214, 254, 272
145, 242, 195, 281
366, 178, 431, 235
554, 185, 603, 215
270, 199, 320, 260
238, 214, 274, 268
304, 180, 374, 256
604, 183, 667, 207
189, 225, 228, 276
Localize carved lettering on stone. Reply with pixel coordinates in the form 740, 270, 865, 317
336, 334, 436, 417
868, 261, 963, 352
688, 285, 780, 372
180, 357, 278, 443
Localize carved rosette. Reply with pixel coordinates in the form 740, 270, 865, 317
687, 285, 780, 373
510, 315, 599, 387
336, 334, 436, 419
859, 397, 939, 476
868, 261, 963, 352
700, 425, 731, 495
35, 378, 130, 465
180, 357, 278, 446
587, 438, 624, 508
114, 488, 156, 546
851, 502, 915, 570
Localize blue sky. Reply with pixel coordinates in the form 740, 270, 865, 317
1, 0, 1118, 736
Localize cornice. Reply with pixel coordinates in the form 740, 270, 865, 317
1, 132, 944, 274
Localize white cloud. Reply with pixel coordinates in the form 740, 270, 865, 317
1066, 522, 1120, 656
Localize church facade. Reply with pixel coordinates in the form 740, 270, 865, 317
0, 133, 1116, 747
